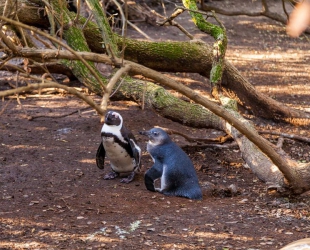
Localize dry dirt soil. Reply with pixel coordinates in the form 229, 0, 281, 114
1, 1, 310, 249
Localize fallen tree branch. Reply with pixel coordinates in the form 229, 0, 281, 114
29, 107, 91, 121
100, 64, 131, 112
259, 130, 310, 144
161, 127, 231, 144
1, 62, 76, 80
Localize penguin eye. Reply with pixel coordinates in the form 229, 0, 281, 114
153, 131, 159, 136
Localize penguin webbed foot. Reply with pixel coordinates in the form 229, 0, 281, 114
103, 171, 119, 180
120, 172, 135, 183
144, 167, 162, 192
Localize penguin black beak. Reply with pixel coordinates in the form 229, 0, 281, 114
139, 131, 149, 136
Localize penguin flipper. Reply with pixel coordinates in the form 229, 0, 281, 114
96, 142, 105, 169
145, 165, 162, 192
129, 139, 141, 171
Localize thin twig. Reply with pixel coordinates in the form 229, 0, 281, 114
161, 0, 167, 18
160, 8, 184, 26
142, 81, 146, 110
107, 64, 131, 93
61, 198, 73, 212
210, 10, 225, 30
182, 141, 239, 149
0, 55, 14, 70
0, 99, 12, 116
282, 0, 290, 20
14, 13, 28, 47
111, 0, 126, 37
100, 64, 131, 111
73, 0, 81, 24
30, 31, 54, 49
158, 127, 232, 143
42, 0, 56, 36
29, 107, 91, 121
82, 12, 93, 30
259, 130, 310, 144
176, 6, 212, 17
127, 20, 154, 40
0, 77, 105, 116
0, 29, 20, 54
109, 77, 125, 98
15, 71, 21, 105
157, 9, 194, 39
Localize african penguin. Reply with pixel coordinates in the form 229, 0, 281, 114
96, 111, 141, 183
140, 127, 202, 200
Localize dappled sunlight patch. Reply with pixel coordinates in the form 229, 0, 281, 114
227, 49, 310, 61
32, 126, 49, 131
162, 242, 203, 249
256, 83, 310, 96
195, 231, 253, 241
3, 144, 42, 150
237, 20, 254, 26
253, 23, 285, 33
79, 158, 96, 164
0, 217, 118, 248
0, 241, 48, 249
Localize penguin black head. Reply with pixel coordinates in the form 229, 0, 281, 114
140, 128, 171, 145
104, 111, 123, 127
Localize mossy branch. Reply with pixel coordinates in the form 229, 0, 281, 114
85, 0, 119, 57
180, 0, 227, 97
46, 0, 108, 94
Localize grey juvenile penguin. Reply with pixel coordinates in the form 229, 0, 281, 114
96, 111, 141, 183
140, 127, 202, 200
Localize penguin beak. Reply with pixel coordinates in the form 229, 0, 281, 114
105, 112, 111, 122
139, 130, 150, 137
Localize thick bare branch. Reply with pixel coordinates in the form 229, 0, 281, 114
100, 64, 131, 111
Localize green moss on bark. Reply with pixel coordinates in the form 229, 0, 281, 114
49, 0, 107, 94
182, 0, 227, 91
114, 79, 223, 129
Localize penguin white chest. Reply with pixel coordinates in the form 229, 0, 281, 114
160, 163, 168, 190
102, 138, 135, 173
